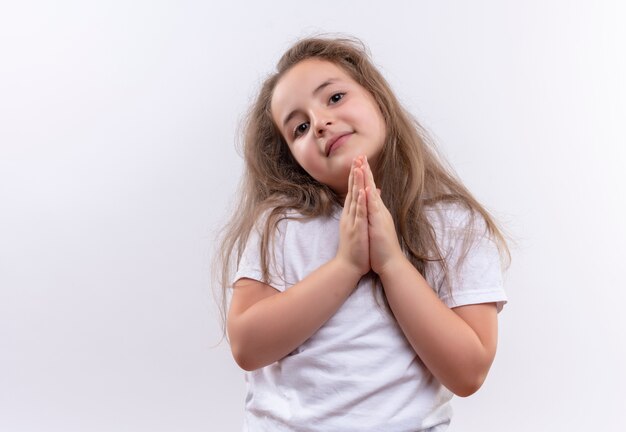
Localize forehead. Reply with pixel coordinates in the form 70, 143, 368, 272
271, 59, 353, 116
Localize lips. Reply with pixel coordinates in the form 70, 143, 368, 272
325, 132, 353, 156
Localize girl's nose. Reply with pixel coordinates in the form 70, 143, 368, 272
313, 115, 333, 137
316, 121, 332, 136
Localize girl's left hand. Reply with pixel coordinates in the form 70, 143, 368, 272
360, 156, 405, 276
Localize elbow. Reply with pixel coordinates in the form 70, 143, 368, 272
233, 355, 257, 372
449, 368, 489, 397
451, 376, 485, 397
231, 349, 255, 371
230, 341, 261, 372
231, 343, 281, 371
228, 319, 260, 371
228, 328, 254, 371
228, 319, 281, 371
449, 347, 496, 397
230, 337, 271, 371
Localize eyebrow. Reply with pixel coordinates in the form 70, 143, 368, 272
281, 78, 338, 128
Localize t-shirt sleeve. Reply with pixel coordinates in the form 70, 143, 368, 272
429, 206, 508, 312
232, 214, 286, 292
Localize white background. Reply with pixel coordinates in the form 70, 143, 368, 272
1, 1, 625, 431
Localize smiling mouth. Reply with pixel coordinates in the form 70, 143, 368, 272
326, 133, 353, 156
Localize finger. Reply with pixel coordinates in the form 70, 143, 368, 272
349, 167, 362, 218
343, 160, 356, 211
355, 168, 367, 217
361, 161, 378, 208
363, 156, 377, 191
356, 188, 367, 222
356, 167, 366, 213
355, 155, 364, 168
355, 168, 367, 223
366, 186, 379, 215
357, 164, 366, 191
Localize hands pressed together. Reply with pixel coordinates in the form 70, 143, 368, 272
337, 155, 405, 278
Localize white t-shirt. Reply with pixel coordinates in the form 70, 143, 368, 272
233, 202, 507, 432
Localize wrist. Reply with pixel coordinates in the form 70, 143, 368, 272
331, 256, 368, 283
376, 252, 410, 282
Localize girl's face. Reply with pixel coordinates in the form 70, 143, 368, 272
271, 59, 386, 197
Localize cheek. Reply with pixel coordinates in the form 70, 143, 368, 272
291, 141, 322, 173
354, 104, 383, 129
367, 107, 387, 143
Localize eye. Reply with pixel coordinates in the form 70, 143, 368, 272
293, 122, 309, 138
329, 92, 345, 104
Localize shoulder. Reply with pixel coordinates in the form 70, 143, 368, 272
274, 205, 342, 230
252, 207, 293, 236
424, 201, 489, 241
422, 200, 500, 273
424, 201, 507, 310
252, 205, 341, 242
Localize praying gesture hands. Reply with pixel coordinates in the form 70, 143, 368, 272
337, 155, 404, 278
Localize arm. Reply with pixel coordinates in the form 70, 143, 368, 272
228, 260, 362, 371
227, 160, 370, 371
378, 257, 498, 397
361, 156, 498, 396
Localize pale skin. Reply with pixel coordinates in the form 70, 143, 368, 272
228, 156, 499, 397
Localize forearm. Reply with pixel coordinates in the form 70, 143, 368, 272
379, 256, 494, 396
229, 258, 362, 371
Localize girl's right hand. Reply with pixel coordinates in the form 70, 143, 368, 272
336, 157, 370, 278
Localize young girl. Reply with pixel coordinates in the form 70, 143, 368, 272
216, 36, 510, 431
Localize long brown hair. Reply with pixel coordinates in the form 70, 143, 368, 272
213, 36, 511, 341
